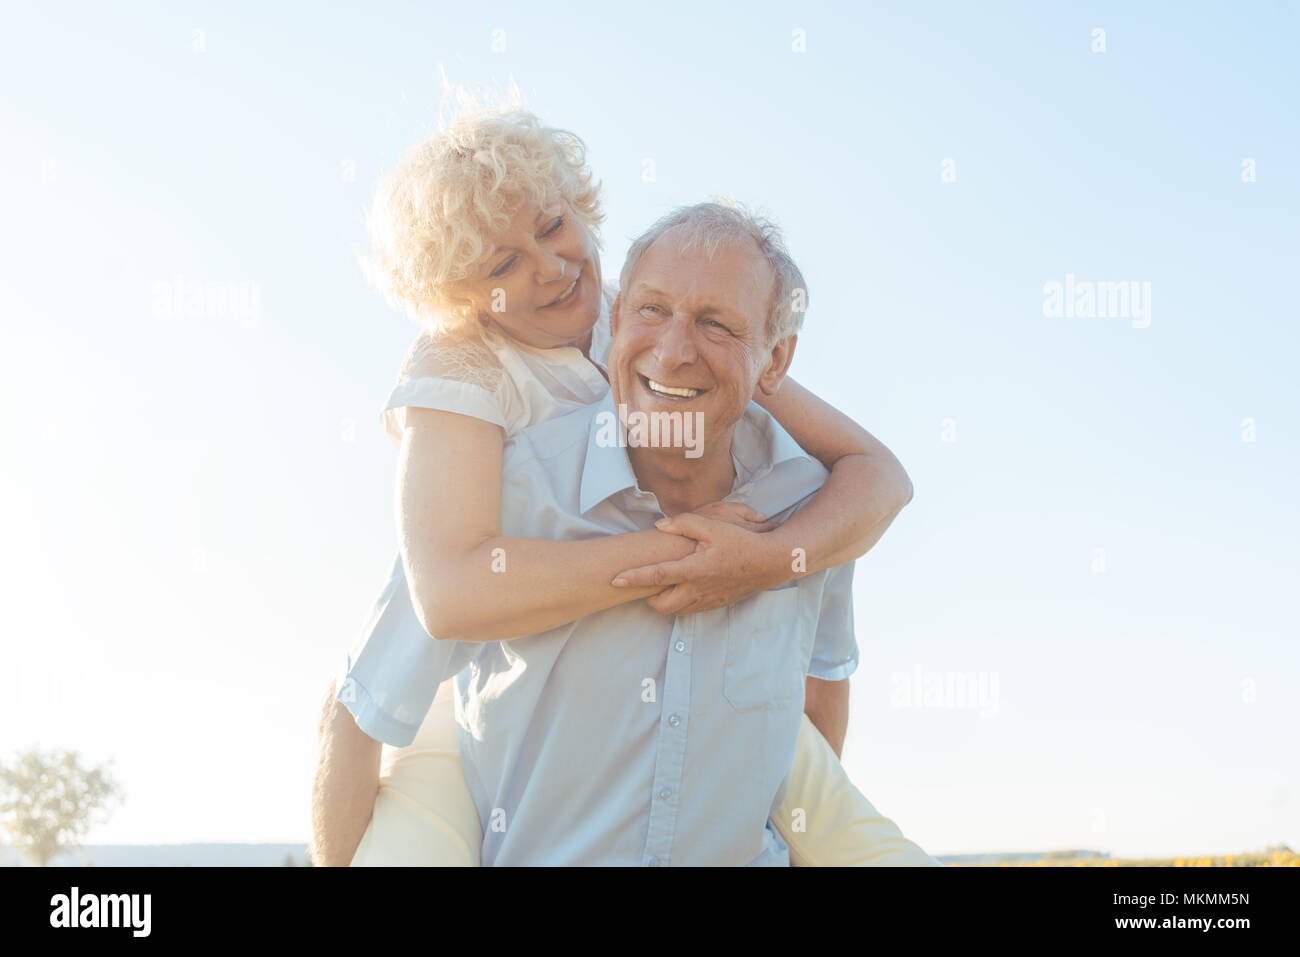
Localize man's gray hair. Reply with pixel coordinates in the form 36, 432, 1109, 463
617, 201, 808, 344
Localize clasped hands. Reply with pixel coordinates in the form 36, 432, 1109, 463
611, 500, 792, 616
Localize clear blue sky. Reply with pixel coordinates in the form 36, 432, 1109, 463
1, 1, 1296, 858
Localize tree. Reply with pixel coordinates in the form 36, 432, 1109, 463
0, 749, 123, 866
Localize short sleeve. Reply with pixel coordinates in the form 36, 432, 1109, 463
336, 554, 478, 746
808, 562, 859, 681
381, 331, 509, 446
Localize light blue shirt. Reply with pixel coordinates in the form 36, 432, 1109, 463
341, 389, 858, 866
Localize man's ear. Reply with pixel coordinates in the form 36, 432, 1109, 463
610, 294, 622, 337
756, 334, 797, 397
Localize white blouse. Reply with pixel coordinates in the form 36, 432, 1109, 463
341, 290, 617, 746
381, 290, 614, 444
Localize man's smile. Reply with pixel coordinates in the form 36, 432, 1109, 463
638, 373, 707, 401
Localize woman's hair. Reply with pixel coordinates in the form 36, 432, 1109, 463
618, 201, 808, 345
364, 108, 603, 337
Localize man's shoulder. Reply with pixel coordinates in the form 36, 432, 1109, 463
737, 402, 827, 474
505, 400, 601, 466
733, 401, 830, 518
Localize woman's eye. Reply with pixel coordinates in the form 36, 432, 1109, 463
542, 216, 564, 238
491, 257, 516, 278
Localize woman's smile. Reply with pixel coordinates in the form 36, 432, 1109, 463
540, 269, 582, 310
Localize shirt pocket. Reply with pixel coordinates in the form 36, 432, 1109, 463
723, 585, 812, 713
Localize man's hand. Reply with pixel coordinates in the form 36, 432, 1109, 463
610, 502, 785, 616
311, 680, 382, 866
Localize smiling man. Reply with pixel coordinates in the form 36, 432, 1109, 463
607, 205, 803, 516
395, 202, 876, 865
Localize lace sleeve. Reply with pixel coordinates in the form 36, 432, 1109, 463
396, 330, 504, 391
381, 330, 509, 444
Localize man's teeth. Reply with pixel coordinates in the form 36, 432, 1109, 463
647, 379, 700, 398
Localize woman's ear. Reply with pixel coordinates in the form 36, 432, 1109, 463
756, 334, 797, 396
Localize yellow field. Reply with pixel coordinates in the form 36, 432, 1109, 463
966, 848, 1297, 868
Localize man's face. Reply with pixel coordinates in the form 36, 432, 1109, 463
609, 227, 795, 457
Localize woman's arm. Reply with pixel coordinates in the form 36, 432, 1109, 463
612, 377, 912, 615
399, 407, 769, 643
754, 376, 912, 572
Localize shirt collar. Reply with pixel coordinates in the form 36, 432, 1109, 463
579, 391, 642, 515
728, 399, 817, 492
578, 390, 820, 516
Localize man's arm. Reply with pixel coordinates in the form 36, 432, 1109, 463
803, 676, 849, 758
311, 680, 382, 867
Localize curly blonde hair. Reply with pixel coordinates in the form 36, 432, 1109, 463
363, 109, 604, 337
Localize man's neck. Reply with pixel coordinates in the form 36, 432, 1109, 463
628, 434, 737, 517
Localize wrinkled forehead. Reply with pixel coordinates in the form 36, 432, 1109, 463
628, 229, 775, 317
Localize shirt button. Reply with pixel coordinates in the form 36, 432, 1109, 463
668, 714, 680, 728
647, 856, 661, 867
674, 640, 686, 653
658, 787, 672, 800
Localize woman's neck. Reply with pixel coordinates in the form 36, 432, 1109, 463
481, 316, 594, 357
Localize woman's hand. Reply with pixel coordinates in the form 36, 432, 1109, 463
610, 502, 787, 615
685, 500, 777, 534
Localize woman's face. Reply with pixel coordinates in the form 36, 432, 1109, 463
456, 197, 603, 351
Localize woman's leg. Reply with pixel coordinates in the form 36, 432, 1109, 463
771, 713, 940, 866
350, 679, 482, 866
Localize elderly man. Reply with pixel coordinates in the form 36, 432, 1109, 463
316, 203, 935, 866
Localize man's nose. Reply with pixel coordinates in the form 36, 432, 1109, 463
653, 315, 697, 368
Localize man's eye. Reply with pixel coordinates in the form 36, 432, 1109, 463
704, 318, 728, 331
639, 304, 663, 315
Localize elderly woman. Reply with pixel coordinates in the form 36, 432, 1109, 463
312, 107, 935, 866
